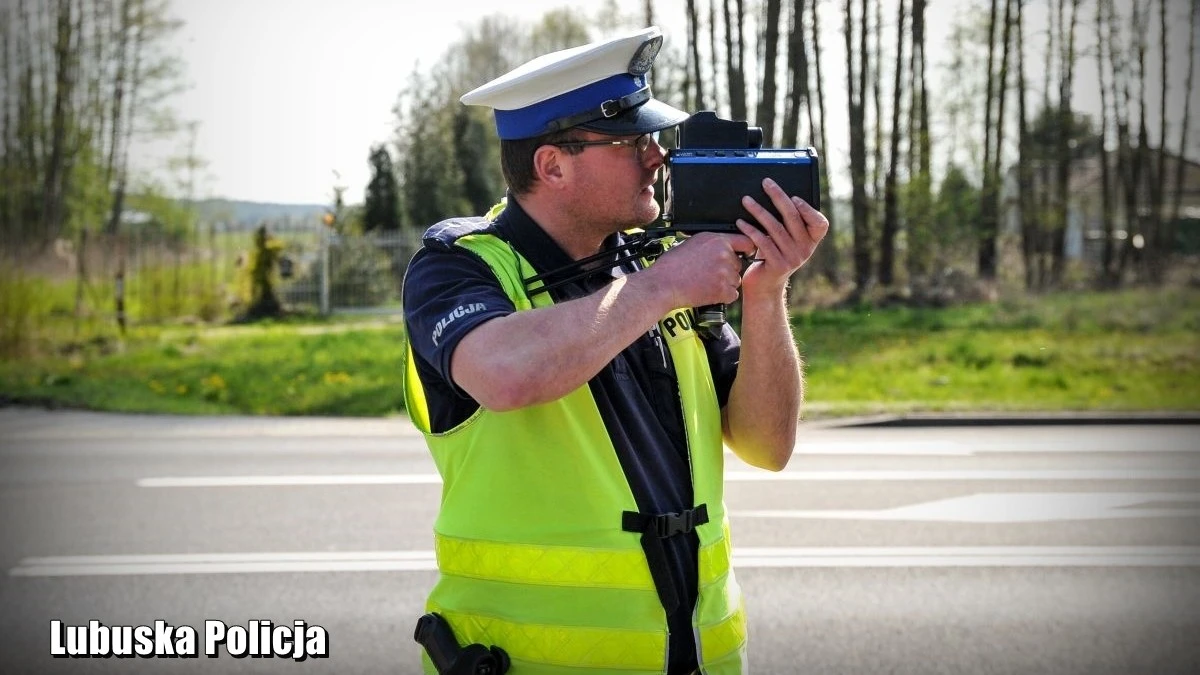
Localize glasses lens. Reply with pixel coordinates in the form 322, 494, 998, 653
636, 134, 652, 156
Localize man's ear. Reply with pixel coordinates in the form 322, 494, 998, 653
532, 145, 569, 187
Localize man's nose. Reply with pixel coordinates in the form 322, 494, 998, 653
643, 137, 667, 168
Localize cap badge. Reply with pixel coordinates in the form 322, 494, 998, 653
627, 35, 662, 75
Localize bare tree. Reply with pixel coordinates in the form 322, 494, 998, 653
709, 0, 722, 114
811, 0, 840, 286
1170, 0, 1198, 239
1105, 0, 1132, 281
101, 0, 133, 233
757, 0, 782, 143
1131, 0, 1152, 280
990, 0, 1014, 266
1147, 0, 1170, 279
1016, 0, 1038, 289
686, 0, 706, 109
1049, 0, 1081, 286
1094, 0, 1117, 285
978, 0, 1001, 279
878, 0, 906, 286
871, 0, 883, 207
906, 0, 932, 281
41, 0, 76, 242
845, 0, 872, 292
782, 0, 808, 147
724, 0, 748, 120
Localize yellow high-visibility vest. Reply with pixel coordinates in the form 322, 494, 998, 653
404, 223, 746, 674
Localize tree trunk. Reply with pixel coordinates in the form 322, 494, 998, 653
782, 0, 802, 147
1016, 0, 1037, 289
906, 0, 932, 282
878, 0, 906, 287
103, 0, 132, 234
757, 0, 782, 143
1, 3, 14, 238
988, 0, 1014, 277
1095, 0, 1116, 286
42, 0, 75, 243
871, 0, 883, 207
724, 0, 747, 120
709, 0, 721, 114
686, 0, 706, 110
845, 0, 872, 293
107, 0, 145, 236
1170, 0, 1198, 240
812, 0, 840, 286
1050, 0, 1080, 286
1150, 0, 1169, 280
978, 0, 1000, 280
1113, 0, 1143, 282
16, 0, 45, 244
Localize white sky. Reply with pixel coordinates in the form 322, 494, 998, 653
143, 0, 663, 205
140, 0, 1197, 207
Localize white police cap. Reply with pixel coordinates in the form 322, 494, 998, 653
460, 26, 689, 140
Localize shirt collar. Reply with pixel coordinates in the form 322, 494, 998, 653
494, 192, 626, 282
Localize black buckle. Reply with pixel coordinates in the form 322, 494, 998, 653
623, 504, 709, 539
655, 511, 691, 537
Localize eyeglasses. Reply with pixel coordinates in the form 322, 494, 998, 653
549, 133, 655, 160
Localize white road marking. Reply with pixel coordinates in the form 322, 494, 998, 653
10, 546, 1200, 577
758, 439, 1200, 456
735, 492, 1200, 523
139, 474, 442, 487
138, 469, 1200, 488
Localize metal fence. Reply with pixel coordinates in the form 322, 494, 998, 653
280, 229, 423, 315
6, 222, 427, 331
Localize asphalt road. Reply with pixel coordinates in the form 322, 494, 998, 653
1, 408, 1198, 674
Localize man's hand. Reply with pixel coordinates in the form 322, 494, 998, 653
734, 177, 830, 297
640, 232, 757, 310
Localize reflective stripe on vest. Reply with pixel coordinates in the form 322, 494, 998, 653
434, 520, 734, 590
426, 601, 747, 672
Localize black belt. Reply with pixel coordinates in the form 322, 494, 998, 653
622, 504, 709, 615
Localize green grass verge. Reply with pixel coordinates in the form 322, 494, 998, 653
0, 320, 407, 416
0, 289, 1197, 418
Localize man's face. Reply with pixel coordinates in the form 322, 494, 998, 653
560, 130, 667, 232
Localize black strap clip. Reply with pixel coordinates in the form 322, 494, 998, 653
622, 503, 709, 539
621, 504, 710, 616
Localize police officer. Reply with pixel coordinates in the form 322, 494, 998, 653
402, 26, 828, 675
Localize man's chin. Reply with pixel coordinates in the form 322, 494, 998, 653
637, 201, 661, 226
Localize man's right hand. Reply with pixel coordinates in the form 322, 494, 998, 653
640, 232, 758, 310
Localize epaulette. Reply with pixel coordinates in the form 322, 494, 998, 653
421, 217, 497, 251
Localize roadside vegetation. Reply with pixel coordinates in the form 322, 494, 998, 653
1, 288, 1196, 419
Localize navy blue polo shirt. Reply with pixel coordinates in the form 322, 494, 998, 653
403, 197, 741, 673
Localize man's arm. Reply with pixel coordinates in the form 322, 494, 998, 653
452, 232, 756, 411
722, 178, 829, 471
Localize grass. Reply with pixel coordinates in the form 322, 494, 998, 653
0, 288, 1197, 418
796, 288, 1200, 416
0, 318, 408, 416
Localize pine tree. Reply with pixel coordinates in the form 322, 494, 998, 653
363, 144, 400, 233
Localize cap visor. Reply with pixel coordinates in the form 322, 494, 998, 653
576, 98, 690, 136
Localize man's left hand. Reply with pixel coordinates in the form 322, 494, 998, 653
734, 177, 830, 298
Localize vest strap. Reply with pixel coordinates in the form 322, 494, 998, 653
621, 504, 710, 616
622, 504, 710, 539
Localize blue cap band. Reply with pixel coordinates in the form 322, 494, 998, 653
494, 73, 647, 140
